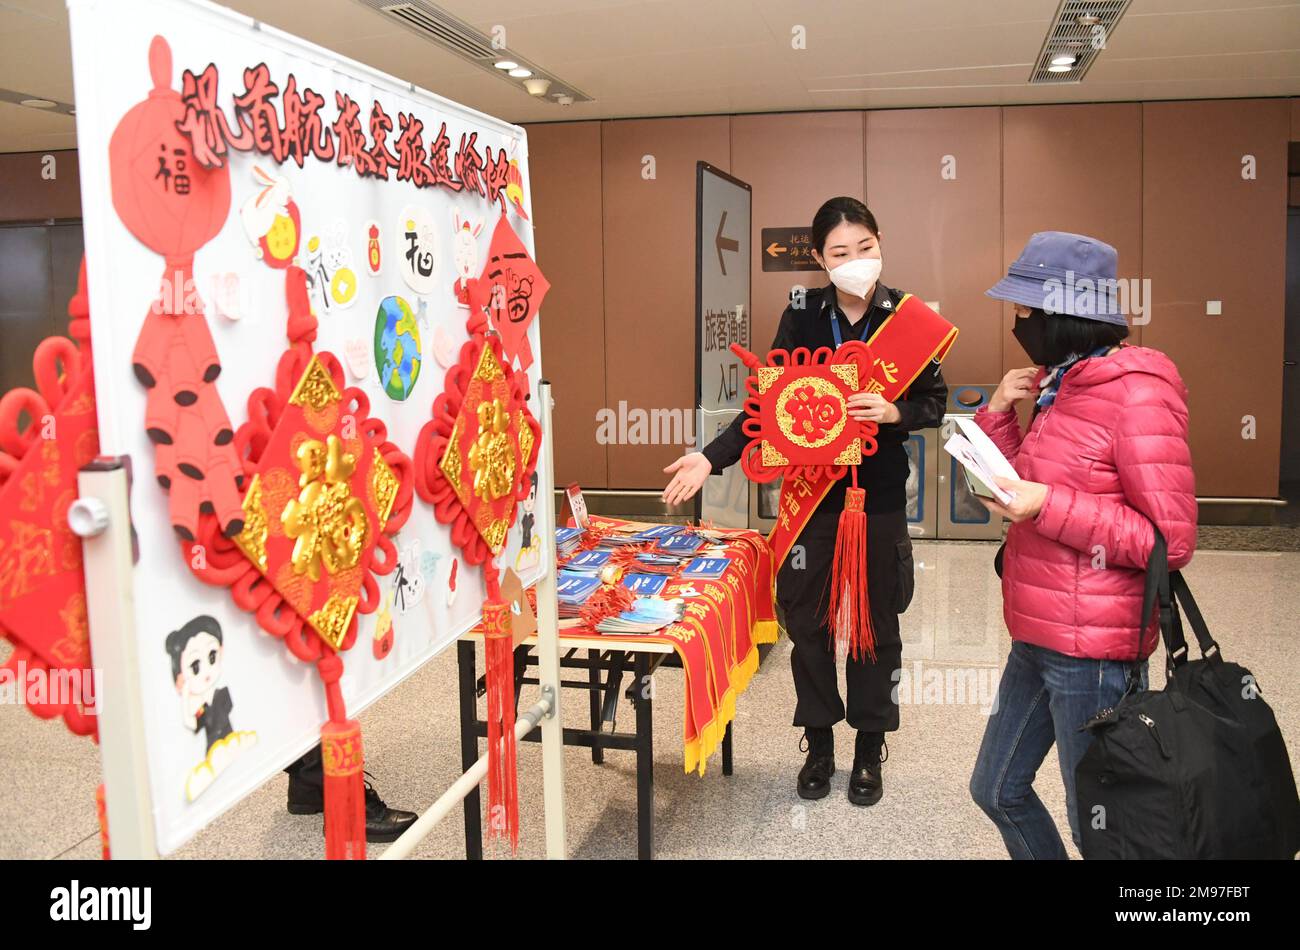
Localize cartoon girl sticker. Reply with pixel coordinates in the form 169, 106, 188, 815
515, 471, 541, 572
165, 615, 257, 802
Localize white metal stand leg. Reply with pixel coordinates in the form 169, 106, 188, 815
534, 381, 567, 859
72, 458, 158, 860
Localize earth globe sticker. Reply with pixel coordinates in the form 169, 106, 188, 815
373, 295, 422, 401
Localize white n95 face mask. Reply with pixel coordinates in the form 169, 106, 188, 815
827, 256, 882, 299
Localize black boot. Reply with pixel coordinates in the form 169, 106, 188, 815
848, 732, 887, 806
287, 751, 418, 843
796, 727, 835, 800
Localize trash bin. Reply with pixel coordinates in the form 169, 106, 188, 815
937, 384, 1004, 541
904, 428, 939, 539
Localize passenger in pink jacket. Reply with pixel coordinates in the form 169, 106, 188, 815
967, 231, 1197, 859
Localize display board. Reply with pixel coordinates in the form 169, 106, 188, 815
68, 0, 547, 855
695, 162, 751, 529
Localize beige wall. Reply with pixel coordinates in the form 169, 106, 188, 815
0, 149, 81, 222
1142, 99, 1291, 498
525, 97, 1298, 496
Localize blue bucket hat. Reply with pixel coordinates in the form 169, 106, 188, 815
986, 230, 1127, 326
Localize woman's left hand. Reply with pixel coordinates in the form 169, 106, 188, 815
847, 392, 900, 424
978, 476, 1049, 522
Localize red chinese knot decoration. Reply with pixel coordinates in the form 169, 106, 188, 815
733, 341, 879, 484
415, 331, 540, 851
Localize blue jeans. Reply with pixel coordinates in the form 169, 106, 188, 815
969, 641, 1147, 859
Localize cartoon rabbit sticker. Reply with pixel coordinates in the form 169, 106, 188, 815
452, 211, 484, 309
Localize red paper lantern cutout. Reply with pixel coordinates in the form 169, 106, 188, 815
110, 35, 245, 542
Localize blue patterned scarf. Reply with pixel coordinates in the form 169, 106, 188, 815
1036, 345, 1113, 409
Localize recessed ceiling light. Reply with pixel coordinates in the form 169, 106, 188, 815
19, 98, 57, 109
1050, 54, 1077, 66
508, 67, 532, 78
1047, 64, 1073, 73
493, 60, 517, 70
1075, 13, 1101, 26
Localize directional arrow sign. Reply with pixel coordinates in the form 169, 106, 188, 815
760, 226, 821, 272
715, 210, 739, 276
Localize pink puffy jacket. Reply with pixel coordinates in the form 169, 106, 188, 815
975, 345, 1197, 661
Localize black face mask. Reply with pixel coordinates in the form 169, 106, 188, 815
1012, 310, 1069, 366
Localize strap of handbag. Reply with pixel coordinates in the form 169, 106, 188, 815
1143, 526, 1221, 676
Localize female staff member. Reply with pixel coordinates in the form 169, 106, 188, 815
967, 231, 1196, 858
663, 197, 947, 805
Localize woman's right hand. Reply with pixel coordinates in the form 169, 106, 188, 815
662, 452, 713, 506
989, 367, 1039, 412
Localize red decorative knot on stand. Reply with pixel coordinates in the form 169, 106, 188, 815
730, 340, 881, 662
0, 258, 100, 738
414, 329, 541, 852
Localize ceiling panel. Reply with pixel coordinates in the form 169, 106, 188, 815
0, 0, 1296, 152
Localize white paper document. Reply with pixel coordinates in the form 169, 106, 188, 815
943, 417, 1020, 505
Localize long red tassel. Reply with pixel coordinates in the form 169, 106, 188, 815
481, 595, 519, 851
827, 472, 874, 663
319, 654, 366, 860
95, 783, 110, 860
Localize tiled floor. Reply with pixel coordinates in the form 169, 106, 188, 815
3, 540, 1298, 860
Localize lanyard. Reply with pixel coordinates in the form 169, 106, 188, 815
830, 306, 873, 350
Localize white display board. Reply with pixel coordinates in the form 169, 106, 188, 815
68, 0, 548, 855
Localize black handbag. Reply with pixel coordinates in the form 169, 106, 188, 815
1074, 531, 1300, 859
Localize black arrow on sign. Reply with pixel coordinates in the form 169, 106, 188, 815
715, 210, 739, 276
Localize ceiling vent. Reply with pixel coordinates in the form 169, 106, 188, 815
353, 0, 593, 105
1029, 0, 1132, 84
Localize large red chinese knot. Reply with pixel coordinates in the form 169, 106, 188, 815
184, 340, 413, 860
732, 340, 879, 484
0, 260, 99, 738
111, 34, 244, 542
732, 340, 880, 662
415, 334, 539, 566
414, 331, 540, 852
230, 354, 404, 651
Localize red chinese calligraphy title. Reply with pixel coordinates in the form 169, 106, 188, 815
174, 61, 513, 211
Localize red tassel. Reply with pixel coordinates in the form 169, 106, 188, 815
482, 598, 520, 852
827, 485, 875, 662
321, 719, 366, 860
95, 783, 110, 860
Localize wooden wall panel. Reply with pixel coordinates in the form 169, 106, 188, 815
1142, 99, 1290, 498
730, 112, 865, 354
0, 149, 80, 222
524, 121, 608, 487
600, 117, 730, 488
1001, 104, 1143, 369
866, 107, 1002, 386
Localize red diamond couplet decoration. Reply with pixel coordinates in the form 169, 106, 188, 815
417, 334, 539, 566
232, 354, 401, 650
467, 215, 549, 371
